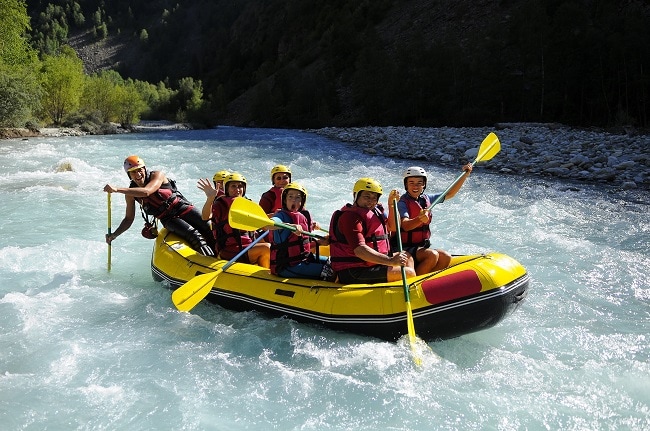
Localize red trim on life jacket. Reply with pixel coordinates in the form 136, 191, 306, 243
329, 204, 390, 271
399, 193, 431, 247
269, 209, 312, 274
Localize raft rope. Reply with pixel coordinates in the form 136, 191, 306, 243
159, 235, 489, 291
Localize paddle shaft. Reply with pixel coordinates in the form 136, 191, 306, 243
426, 134, 500, 211
172, 230, 270, 311
107, 193, 111, 272
229, 197, 323, 238
392, 199, 420, 364
223, 230, 269, 272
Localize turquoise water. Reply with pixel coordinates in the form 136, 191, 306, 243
0, 127, 648, 430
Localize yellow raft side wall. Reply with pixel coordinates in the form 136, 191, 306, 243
152, 232, 527, 318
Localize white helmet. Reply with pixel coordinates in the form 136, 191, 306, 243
403, 166, 427, 188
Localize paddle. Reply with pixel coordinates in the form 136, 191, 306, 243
426, 132, 501, 211
107, 193, 112, 272
172, 230, 270, 312
229, 197, 323, 239
392, 199, 422, 366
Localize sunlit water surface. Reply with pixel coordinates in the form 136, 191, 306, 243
0, 127, 648, 430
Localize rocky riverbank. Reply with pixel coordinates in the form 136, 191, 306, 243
0, 120, 191, 140
312, 123, 650, 190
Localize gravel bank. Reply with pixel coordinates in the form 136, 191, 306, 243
312, 123, 650, 190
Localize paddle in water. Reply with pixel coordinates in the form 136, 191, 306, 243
172, 230, 270, 312
392, 199, 423, 366
426, 132, 500, 211
107, 193, 112, 272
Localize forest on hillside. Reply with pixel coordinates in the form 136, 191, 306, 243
16, 0, 650, 129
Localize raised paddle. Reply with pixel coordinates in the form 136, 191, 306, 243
107, 193, 112, 272
228, 197, 323, 239
172, 230, 270, 312
392, 199, 422, 366
426, 132, 501, 211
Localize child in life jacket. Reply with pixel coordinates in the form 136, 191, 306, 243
267, 183, 335, 281
199, 172, 270, 267
328, 177, 415, 284
259, 164, 291, 215
393, 165, 472, 274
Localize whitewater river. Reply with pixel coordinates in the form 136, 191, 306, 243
0, 127, 647, 430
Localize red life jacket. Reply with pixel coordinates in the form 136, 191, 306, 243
211, 196, 253, 255
259, 186, 283, 214
131, 171, 191, 220
269, 209, 312, 274
329, 203, 390, 271
399, 193, 431, 247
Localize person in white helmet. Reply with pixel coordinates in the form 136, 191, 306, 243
393, 164, 472, 274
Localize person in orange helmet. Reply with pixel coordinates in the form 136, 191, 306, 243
104, 155, 214, 256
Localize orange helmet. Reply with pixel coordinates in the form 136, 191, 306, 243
124, 155, 145, 172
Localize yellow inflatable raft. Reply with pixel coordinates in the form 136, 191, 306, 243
151, 229, 529, 341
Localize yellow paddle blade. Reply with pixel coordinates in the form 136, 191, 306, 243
405, 302, 422, 366
229, 197, 274, 231
475, 132, 501, 163
172, 270, 222, 312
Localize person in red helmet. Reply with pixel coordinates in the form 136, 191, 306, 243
104, 155, 215, 256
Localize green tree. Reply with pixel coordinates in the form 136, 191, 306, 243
0, 0, 37, 66
0, 63, 42, 127
40, 46, 85, 124
80, 72, 119, 122
115, 82, 146, 126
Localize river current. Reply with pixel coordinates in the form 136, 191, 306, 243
0, 127, 648, 430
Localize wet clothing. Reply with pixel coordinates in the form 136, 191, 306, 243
131, 171, 214, 256
270, 209, 333, 280
329, 203, 391, 283
259, 186, 283, 214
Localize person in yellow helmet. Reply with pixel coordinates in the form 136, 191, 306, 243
198, 172, 270, 267
328, 177, 415, 284
196, 169, 230, 228
211, 169, 230, 197
259, 164, 292, 215
267, 183, 334, 281
103, 156, 215, 256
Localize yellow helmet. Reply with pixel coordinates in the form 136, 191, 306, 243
212, 169, 230, 183
123, 155, 145, 172
270, 164, 292, 184
224, 172, 247, 196
282, 182, 308, 210
353, 177, 382, 195
353, 177, 383, 202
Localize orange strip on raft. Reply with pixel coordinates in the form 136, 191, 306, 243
420, 270, 483, 305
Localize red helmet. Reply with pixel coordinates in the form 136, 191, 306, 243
124, 155, 145, 172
